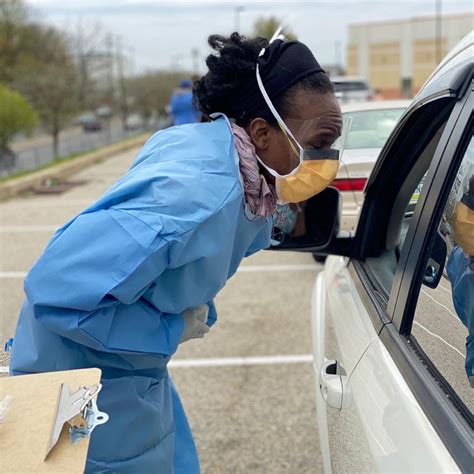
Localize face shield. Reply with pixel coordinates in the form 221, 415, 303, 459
254, 27, 350, 203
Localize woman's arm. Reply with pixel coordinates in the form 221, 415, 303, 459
25, 208, 185, 360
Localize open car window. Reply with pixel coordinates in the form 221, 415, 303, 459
363, 119, 449, 297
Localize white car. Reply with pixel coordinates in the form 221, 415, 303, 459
335, 100, 411, 231
331, 76, 374, 103
273, 32, 473, 471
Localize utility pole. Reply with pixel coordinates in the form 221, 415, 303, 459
234, 6, 244, 33
334, 41, 342, 72
116, 35, 128, 133
105, 33, 114, 107
435, 0, 442, 64
191, 48, 199, 75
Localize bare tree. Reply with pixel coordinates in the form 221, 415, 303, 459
0, 0, 28, 83
73, 21, 108, 110
6, 16, 79, 157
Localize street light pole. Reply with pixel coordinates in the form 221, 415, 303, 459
234, 6, 244, 33
435, 0, 442, 64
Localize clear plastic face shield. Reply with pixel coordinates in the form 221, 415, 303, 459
255, 27, 351, 202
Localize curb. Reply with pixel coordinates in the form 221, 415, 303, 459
0, 133, 149, 201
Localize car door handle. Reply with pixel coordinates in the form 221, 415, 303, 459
319, 359, 352, 410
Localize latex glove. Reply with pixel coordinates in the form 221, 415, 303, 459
180, 305, 210, 344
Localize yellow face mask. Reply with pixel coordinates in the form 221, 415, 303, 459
274, 150, 340, 203
453, 196, 474, 256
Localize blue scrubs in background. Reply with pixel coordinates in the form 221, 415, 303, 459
170, 89, 201, 125
447, 247, 474, 387
10, 118, 272, 473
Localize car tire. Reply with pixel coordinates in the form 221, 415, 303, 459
312, 254, 327, 264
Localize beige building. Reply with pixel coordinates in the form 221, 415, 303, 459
347, 13, 473, 98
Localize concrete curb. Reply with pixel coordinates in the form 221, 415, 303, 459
0, 133, 149, 201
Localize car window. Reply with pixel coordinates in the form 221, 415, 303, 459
363, 118, 448, 296
411, 135, 474, 413
344, 109, 405, 149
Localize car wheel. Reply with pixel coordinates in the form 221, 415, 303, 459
312, 254, 327, 264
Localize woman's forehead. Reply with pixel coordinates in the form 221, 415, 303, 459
285, 89, 341, 120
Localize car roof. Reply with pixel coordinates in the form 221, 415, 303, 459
341, 100, 412, 113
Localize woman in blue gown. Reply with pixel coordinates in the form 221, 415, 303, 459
11, 33, 343, 473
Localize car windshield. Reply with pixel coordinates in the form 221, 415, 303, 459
344, 108, 405, 149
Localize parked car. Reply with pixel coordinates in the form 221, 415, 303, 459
272, 32, 473, 472
77, 113, 102, 132
331, 76, 374, 103
125, 114, 145, 131
334, 100, 411, 231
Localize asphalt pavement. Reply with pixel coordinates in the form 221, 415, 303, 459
0, 146, 324, 473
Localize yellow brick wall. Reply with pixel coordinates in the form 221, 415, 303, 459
413, 38, 448, 90
347, 45, 358, 76
369, 42, 400, 90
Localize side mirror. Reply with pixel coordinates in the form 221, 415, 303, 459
422, 232, 447, 289
270, 187, 352, 256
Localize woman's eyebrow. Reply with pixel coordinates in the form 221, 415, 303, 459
310, 126, 341, 140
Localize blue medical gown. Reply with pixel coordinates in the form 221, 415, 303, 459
447, 247, 474, 386
10, 118, 272, 473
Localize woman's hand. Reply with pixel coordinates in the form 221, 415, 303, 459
180, 305, 210, 344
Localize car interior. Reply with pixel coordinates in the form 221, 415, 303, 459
361, 102, 453, 297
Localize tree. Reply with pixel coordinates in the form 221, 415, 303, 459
0, 0, 28, 83
0, 84, 37, 153
16, 60, 78, 157
127, 71, 188, 125
2, 11, 80, 157
252, 16, 297, 41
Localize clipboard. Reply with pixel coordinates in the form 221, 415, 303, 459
0, 368, 107, 473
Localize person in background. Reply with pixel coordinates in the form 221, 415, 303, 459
447, 174, 474, 387
170, 79, 201, 125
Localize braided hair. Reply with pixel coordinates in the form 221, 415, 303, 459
193, 33, 334, 127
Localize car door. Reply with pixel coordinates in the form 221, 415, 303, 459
314, 69, 472, 472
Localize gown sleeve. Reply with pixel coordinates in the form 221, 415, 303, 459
24, 208, 185, 357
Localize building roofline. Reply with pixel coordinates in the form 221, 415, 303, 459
348, 11, 473, 29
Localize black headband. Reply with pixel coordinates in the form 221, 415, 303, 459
231, 39, 325, 117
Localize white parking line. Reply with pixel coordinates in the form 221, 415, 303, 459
413, 321, 464, 358
0, 354, 313, 374
0, 272, 27, 278
169, 354, 313, 368
420, 289, 460, 322
0, 265, 317, 279
0, 225, 57, 233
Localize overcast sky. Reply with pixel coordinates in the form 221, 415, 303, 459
26, 0, 472, 74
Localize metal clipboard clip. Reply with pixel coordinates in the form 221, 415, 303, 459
45, 383, 109, 460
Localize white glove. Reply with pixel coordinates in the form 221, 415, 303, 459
180, 305, 210, 344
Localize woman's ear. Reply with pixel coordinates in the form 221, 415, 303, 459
246, 118, 271, 152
